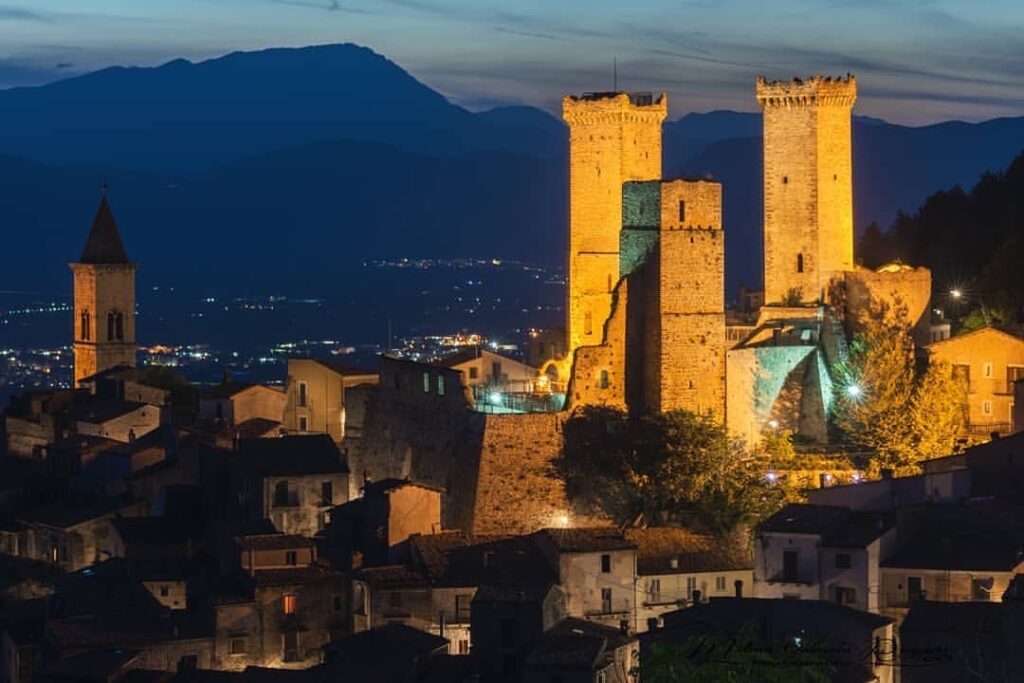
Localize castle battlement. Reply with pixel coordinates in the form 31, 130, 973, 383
562, 91, 668, 124
755, 74, 857, 109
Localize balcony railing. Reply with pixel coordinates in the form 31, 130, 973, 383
965, 422, 1013, 437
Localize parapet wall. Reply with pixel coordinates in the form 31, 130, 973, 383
755, 75, 857, 108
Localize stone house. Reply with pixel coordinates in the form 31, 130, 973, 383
471, 583, 566, 677
522, 617, 639, 683
283, 358, 378, 443
3, 389, 78, 461
532, 528, 638, 630
16, 495, 146, 571
754, 503, 898, 613
878, 506, 1024, 619
74, 399, 161, 444
436, 347, 538, 392
233, 435, 349, 537
199, 382, 286, 436
926, 326, 1024, 437
625, 527, 753, 631
651, 597, 897, 683
79, 366, 173, 408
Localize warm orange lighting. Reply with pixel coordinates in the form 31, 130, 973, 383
283, 594, 296, 615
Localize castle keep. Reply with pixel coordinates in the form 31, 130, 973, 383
562, 92, 667, 362
757, 75, 857, 305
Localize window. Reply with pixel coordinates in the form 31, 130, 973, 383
283, 632, 299, 662
469, 367, 478, 380
178, 655, 198, 671
584, 311, 593, 336
80, 310, 90, 340
353, 584, 367, 615
298, 381, 308, 407
599, 370, 609, 389
835, 553, 852, 569
782, 550, 798, 581
647, 579, 661, 602
686, 576, 697, 601
1008, 366, 1024, 385
282, 594, 296, 615
274, 481, 293, 507
455, 594, 472, 623
458, 640, 470, 655
983, 400, 993, 415
332, 595, 343, 612
971, 577, 994, 600
984, 363, 994, 379
229, 638, 246, 655
437, 375, 445, 396
782, 175, 789, 184
115, 312, 124, 340
678, 199, 686, 223
834, 586, 856, 606
285, 551, 297, 566
422, 372, 430, 393
492, 362, 503, 381
107, 312, 115, 340
907, 576, 923, 602
298, 416, 308, 432
160, 585, 169, 597
600, 554, 611, 573
715, 576, 726, 591
316, 480, 331, 505
601, 588, 613, 613
796, 253, 804, 273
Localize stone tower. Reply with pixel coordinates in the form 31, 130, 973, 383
621, 179, 726, 418
757, 75, 857, 305
70, 192, 137, 386
562, 91, 667, 361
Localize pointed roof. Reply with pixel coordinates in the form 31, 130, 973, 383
78, 193, 130, 264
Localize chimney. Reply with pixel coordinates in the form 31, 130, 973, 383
734, 579, 743, 597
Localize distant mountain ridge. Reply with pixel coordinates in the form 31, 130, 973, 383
1, 42, 1023, 293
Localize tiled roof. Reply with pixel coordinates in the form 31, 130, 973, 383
626, 527, 752, 575
759, 503, 851, 535
310, 358, 377, 376
535, 527, 637, 553
236, 434, 347, 476
410, 533, 554, 587
353, 565, 430, 589
78, 194, 130, 264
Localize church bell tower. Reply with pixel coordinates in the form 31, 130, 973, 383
70, 190, 137, 386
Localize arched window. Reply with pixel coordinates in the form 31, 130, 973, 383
599, 370, 610, 389
796, 253, 804, 273
115, 313, 124, 340
107, 312, 115, 341
80, 310, 90, 341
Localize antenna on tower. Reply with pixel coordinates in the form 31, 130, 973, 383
613, 57, 618, 92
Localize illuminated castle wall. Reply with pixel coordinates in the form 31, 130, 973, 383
757, 75, 857, 305
562, 92, 667, 362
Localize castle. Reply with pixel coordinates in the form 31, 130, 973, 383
559, 75, 932, 447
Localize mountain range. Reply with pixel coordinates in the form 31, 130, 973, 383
2, 42, 1024, 295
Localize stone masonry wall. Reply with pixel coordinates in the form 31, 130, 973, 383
563, 93, 666, 359
72, 263, 137, 385
757, 76, 856, 305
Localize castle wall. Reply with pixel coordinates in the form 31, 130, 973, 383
563, 93, 666, 359
757, 76, 856, 305
568, 280, 628, 410
843, 265, 932, 345
726, 345, 817, 446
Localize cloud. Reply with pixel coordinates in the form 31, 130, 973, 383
0, 59, 68, 88
0, 5, 49, 22
271, 0, 373, 14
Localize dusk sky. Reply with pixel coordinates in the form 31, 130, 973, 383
2, 0, 1024, 124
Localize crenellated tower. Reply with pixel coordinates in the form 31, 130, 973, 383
562, 91, 667, 361
757, 75, 857, 305
70, 191, 137, 386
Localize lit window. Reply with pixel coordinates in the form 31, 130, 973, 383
282, 594, 296, 615
437, 375, 445, 396
423, 372, 430, 393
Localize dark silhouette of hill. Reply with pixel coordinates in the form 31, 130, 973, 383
2, 43, 1024, 296
859, 151, 1024, 324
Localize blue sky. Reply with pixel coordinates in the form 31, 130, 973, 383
2, 0, 1023, 124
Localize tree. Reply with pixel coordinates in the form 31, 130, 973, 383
556, 407, 783, 535
833, 298, 965, 473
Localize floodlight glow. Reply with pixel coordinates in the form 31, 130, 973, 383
950, 289, 962, 299
766, 471, 777, 483
768, 419, 779, 430
846, 384, 862, 398
488, 391, 503, 405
